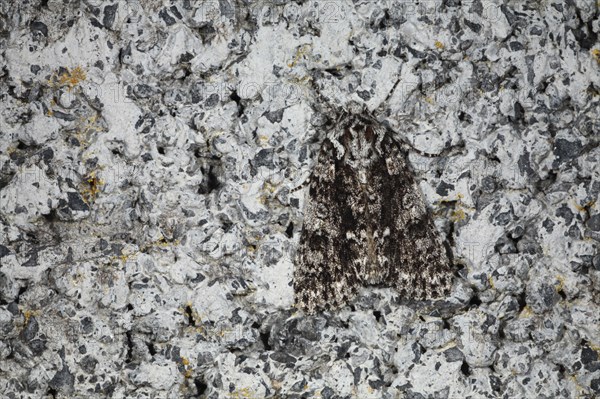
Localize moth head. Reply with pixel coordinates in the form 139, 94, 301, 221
336, 101, 374, 126
345, 100, 366, 115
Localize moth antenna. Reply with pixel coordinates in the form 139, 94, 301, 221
382, 78, 402, 104
376, 117, 465, 158
290, 175, 310, 193
400, 137, 466, 159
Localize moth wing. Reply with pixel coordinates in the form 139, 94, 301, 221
294, 139, 365, 312
369, 133, 453, 299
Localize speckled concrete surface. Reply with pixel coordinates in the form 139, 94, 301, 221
0, 1, 599, 398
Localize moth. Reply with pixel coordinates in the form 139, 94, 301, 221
294, 112, 454, 313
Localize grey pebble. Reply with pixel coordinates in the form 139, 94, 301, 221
103, 4, 118, 29
0, 245, 10, 258
48, 364, 75, 394
159, 8, 176, 26
587, 214, 600, 232
30, 21, 48, 36
0, 308, 14, 335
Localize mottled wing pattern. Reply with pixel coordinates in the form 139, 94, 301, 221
294, 139, 366, 313
294, 117, 453, 313
370, 132, 453, 299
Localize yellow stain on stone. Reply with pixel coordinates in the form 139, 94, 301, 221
48, 66, 87, 90
115, 254, 127, 264
573, 199, 596, 212
22, 309, 38, 324
80, 170, 105, 204
59, 66, 87, 89
46, 98, 56, 116
437, 193, 471, 222
263, 181, 277, 193
69, 114, 104, 151
218, 327, 231, 337
434, 40, 445, 49
227, 388, 257, 398
182, 303, 209, 336
108, 236, 181, 267
591, 48, 600, 64
80, 114, 102, 135
450, 208, 467, 222
288, 44, 311, 68
554, 275, 565, 293
519, 305, 533, 318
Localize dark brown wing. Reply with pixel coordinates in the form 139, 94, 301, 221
369, 132, 453, 299
294, 139, 367, 313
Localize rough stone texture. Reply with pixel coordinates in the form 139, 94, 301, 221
0, 1, 599, 398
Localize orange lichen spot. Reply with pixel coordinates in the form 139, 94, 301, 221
58, 66, 87, 89
80, 170, 104, 203
48, 66, 87, 90
434, 40, 445, 49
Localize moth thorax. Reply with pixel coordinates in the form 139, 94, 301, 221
358, 169, 367, 184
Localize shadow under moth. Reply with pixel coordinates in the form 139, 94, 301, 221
294, 112, 454, 313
